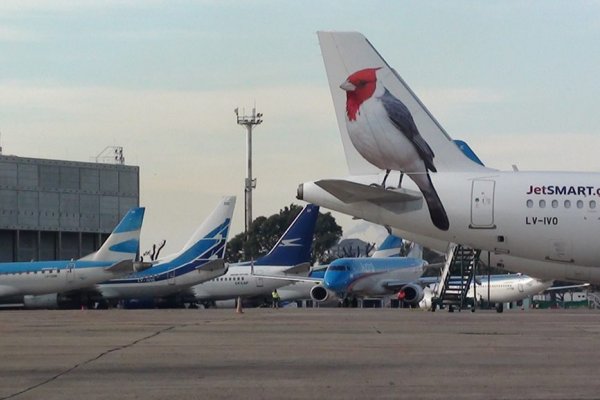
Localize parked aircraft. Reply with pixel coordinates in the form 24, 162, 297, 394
297, 31, 600, 284
0, 207, 146, 307
96, 196, 236, 301
277, 234, 411, 302
190, 204, 319, 305
258, 236, 428, 305
406, 273, 553, 313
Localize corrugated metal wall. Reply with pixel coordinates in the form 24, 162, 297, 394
0, 155, 139, 261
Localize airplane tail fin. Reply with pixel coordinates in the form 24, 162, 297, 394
254, 204, 319, 267
81, 207, 145, 262
318, 31, 491, 174
371, 235, 403, 258
172, 196, 236, 262
406, 242, 423, 260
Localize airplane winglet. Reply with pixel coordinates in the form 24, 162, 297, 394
315, 179, 421, 204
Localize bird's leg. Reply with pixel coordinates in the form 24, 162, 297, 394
381, 169, 391, 187
398, 172, 404, 188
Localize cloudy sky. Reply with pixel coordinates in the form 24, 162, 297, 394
1, 1, 600, 253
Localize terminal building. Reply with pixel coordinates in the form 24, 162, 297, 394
0, 154, 139, 262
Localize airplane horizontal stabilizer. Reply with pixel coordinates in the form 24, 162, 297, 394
280, 262, 311, 275
315, 179, 421, 204
197, 259, 225, 272
104, 260, 135, 275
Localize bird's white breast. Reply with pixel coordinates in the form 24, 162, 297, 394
346, 97, 424, 173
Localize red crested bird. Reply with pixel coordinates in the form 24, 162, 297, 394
340, 67, 449, 231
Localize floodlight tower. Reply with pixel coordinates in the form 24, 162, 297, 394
235, 107, 263, 237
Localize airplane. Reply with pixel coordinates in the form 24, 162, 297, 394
277, 233, 409, 302
190, 203, 319, 305
407, 273, 553, 313
297, 31, 600, 285
0, 207, 146, 308
95, 196, 236, 302
257, 236, 429, 306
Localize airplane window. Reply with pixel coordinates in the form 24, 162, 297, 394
539, 200, 546, 208
577, 200, 584, 209
551, 200, 558, 208
526, 199, 533, 208
590, 200, 596, 209
564, 200, 571, 209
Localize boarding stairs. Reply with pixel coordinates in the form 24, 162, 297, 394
431, 244, 480, 312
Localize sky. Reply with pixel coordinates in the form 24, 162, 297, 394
1, 1, 600, 254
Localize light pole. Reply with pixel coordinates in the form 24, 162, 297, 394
235, 107, 263, 237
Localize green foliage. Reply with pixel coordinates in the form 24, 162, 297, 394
225, 204, 343, 264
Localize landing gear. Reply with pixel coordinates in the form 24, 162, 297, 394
495, 303, 504, 313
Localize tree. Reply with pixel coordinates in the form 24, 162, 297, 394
225, 204, 343, 264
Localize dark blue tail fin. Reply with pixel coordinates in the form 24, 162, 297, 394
254, 204, 319, 266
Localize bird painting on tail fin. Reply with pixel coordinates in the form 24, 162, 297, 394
340, 67, 449, 231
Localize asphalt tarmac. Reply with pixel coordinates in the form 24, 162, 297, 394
1, 307, 599, 400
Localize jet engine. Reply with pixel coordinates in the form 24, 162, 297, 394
23, 293, 82, 309
396, 283, 425, 306
310, 285, 335, 302
23, 294, 61, 309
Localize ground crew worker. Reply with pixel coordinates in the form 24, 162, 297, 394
272, 289, 280, 308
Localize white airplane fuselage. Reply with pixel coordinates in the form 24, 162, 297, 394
0, 261, 121, 297
419, 274, 553, 309
192, 265, 301, 301
97, 267, 225, 299
301, 170, 600, 284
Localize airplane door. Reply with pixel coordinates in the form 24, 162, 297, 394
518, 283, 524, 293
470, 180, 496, 229
256, 277, 264, 287
168, 270, 176, 285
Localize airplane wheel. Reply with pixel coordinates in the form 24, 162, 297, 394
495, 303, 504, 313
448, 305, 454, 313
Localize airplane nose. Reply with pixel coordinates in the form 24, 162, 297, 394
324, 272, 348, 292
296, 183, 304, 200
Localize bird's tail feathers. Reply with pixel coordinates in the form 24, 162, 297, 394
411, 173, 450, 231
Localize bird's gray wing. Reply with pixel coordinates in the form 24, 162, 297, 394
380, 89, 437, 172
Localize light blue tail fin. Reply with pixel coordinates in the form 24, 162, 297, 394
371, 235, 403, 258
254, 204, 319, 266
81, 207, 145, 262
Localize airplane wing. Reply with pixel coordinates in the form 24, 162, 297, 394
251, 272, 322, 284
281, 262, 311, 275
197, 259, 226, 272
104, 260, 154, 275
383, 276, 442, 292
315, 179, 421, 204
104, 260, 134, 275
545, 283, 590, 291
